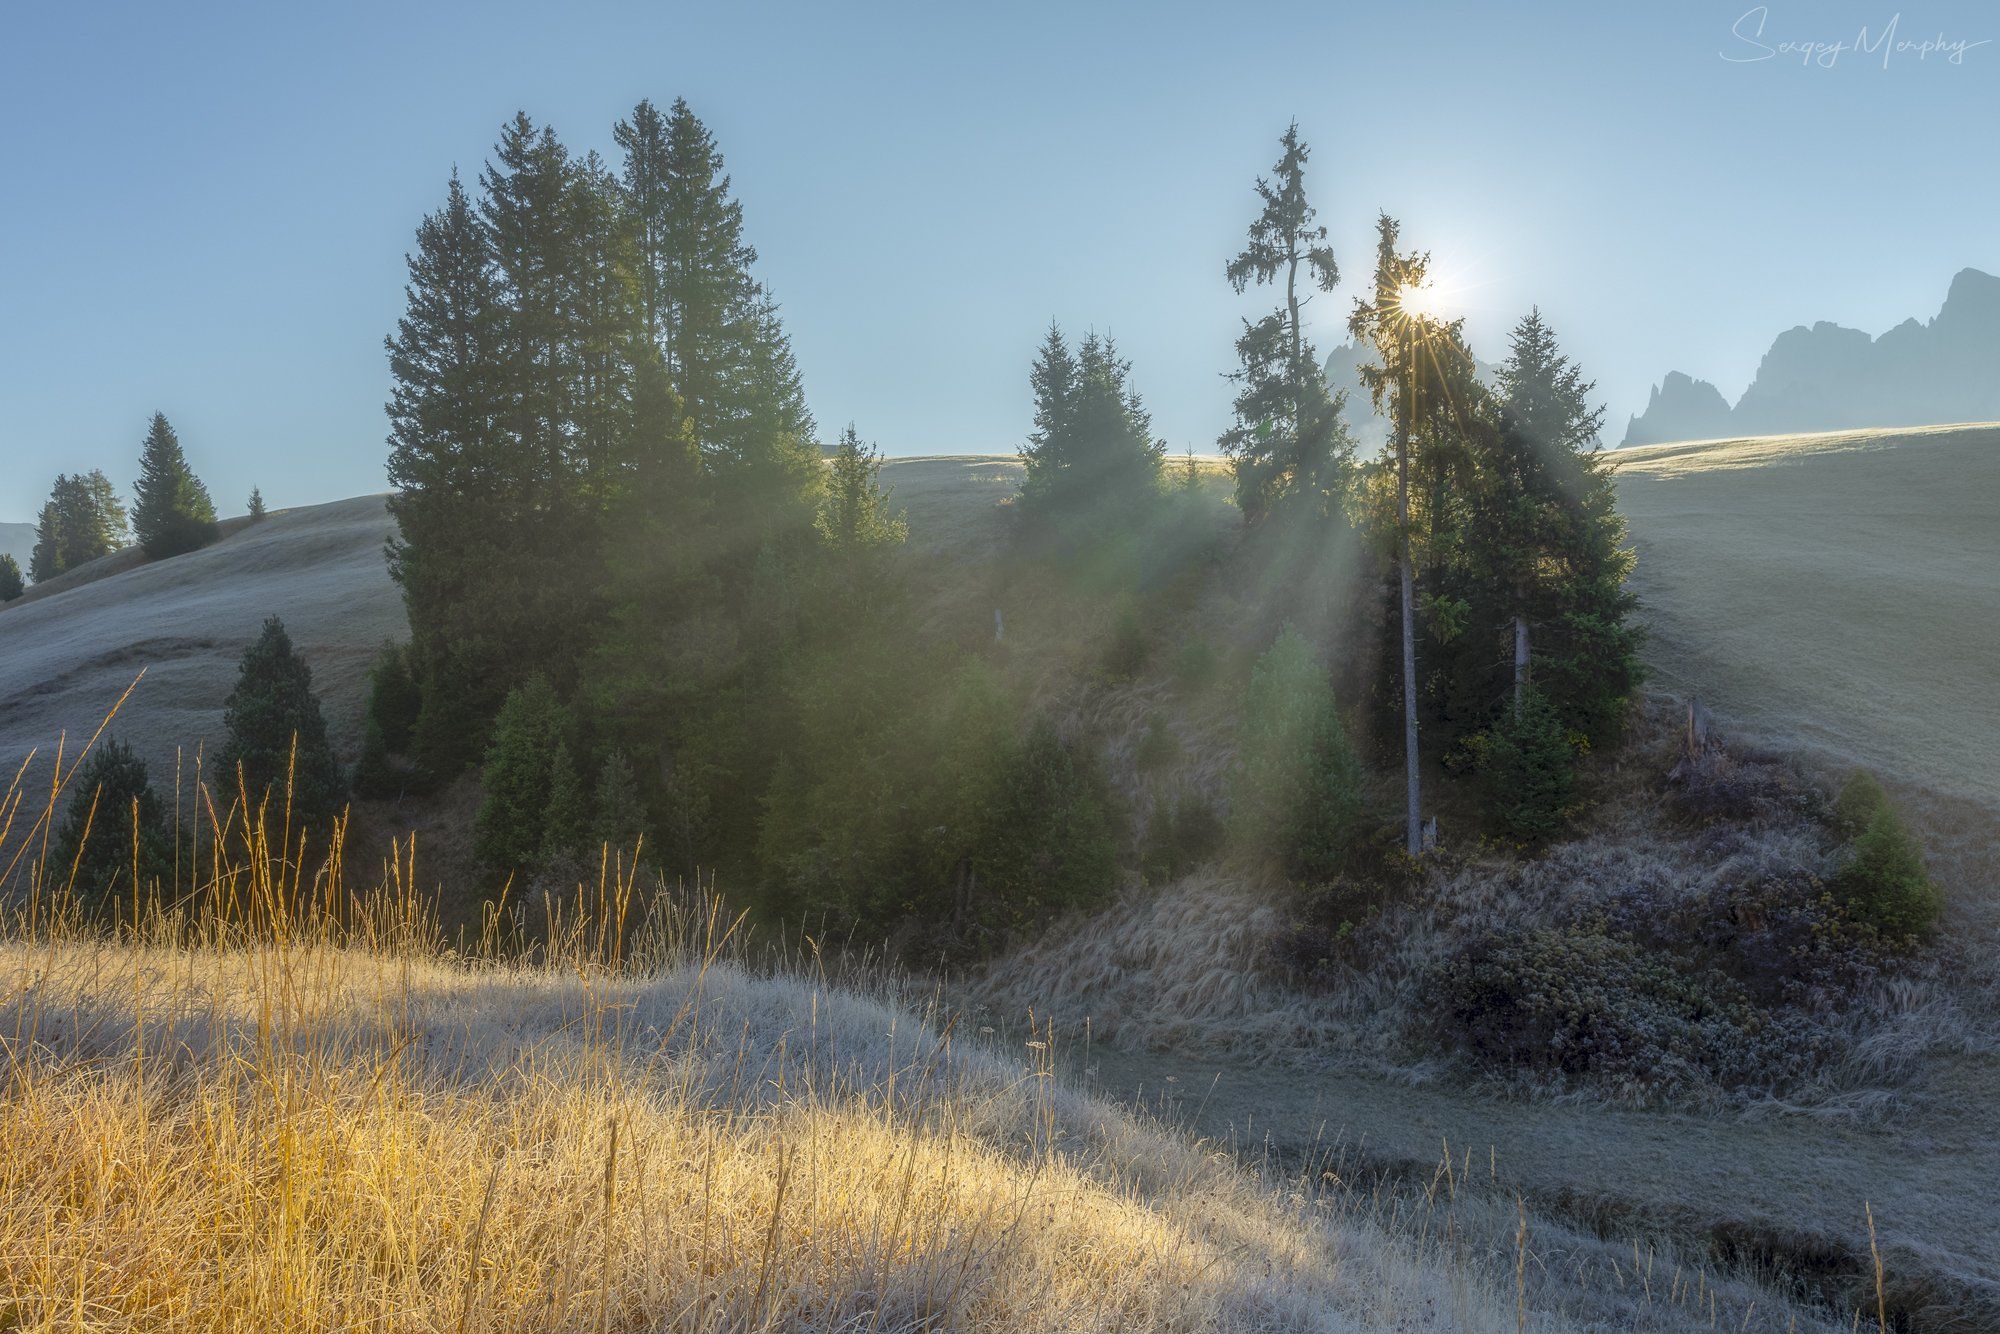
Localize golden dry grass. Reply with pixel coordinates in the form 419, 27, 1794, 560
0, 714, 1835, 1332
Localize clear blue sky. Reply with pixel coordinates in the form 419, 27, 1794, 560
3, 0, 1996, 520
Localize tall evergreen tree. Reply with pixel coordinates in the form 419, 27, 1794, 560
31, 471, 127, 582
384, 171, 508, 777
247, 486, 266, 521
0, 553, 22, 602
217, 617, 346, 837
1349, 215, 1445, 856
131, 413, 218, 558
1221, 124, 1353, 521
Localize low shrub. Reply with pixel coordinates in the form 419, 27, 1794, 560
1133, 713, 1181, 770
1432, 926, 1764, 1093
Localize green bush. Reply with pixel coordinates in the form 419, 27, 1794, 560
1475, 690, 1575, 845
0, 553, 22, 602
1172, 639, 1220, 690
1838, 803, 1942, 941
49, 738, 173, 912
1831, 768, 1888, 836
1231, 625, 1364, 881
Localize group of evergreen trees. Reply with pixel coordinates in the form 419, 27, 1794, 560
1016, 326, 1164, 528
1213, 127, 1642, 853
25, 414, 220, 585
384, 100, 820, 792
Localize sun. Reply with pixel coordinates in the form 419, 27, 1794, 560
1395, 275, 1457, 323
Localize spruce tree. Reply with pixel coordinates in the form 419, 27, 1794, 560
1349, 215, 1439, 855
384, 170, 506, 777
217, 617, 346, 836
1017, 326, 1163, 526
1221, 124, 1353, 521
0, 553, 21, 602
1232, 625, 1365, 880
131, 413, 218, 558
474, 676, 574, 868
247, 486, 266, 521
50, 737, 173, 912
30, 470, 126, 581
817, 425, 907, 560
541, 740, 589, 861
591, 750, 650, 856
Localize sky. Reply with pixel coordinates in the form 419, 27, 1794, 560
2, 0, 1997, 521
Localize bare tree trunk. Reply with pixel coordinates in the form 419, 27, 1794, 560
1512, 614, 1530, 715
1397, 408, 1422, 857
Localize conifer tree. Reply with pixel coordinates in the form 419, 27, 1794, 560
1232, 625, 1365, 880
0, 553, 21, 602
30, 470, 126, 581
385, 171, 506, 776
474, 676, 574, 867
1017, 327, 1162, 524
131, 413, 218, 558
247, 486, 266, 521
50, 737, 173, 911
541, 740, 589, 861
1221, 124, 1352, 521
591, 750, 650, 855
217, 617, 346, 837
1350, 215, 1438, 855
817, 425, 908, 559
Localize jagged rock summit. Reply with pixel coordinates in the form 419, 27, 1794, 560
1623, 267, 2000, 445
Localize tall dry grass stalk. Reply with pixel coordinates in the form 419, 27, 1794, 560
0, 697, 1843, 1331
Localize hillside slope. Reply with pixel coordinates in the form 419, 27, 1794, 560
1611, 422, 2000, 806
0, 495, 400, 779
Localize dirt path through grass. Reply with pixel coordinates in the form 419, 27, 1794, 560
1082, 1043, 2000, 1328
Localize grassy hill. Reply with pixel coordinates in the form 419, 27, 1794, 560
1611, 422, 2000, 807
0, 496, 400, 781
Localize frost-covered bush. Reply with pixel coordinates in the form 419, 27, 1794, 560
1431, 926, 1766, 1094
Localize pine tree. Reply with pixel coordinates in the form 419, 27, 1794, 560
49, 737, 173, 912
1232, 625, 1365, 880
247, 486, 266, 521
817, 425, 907, 559
474, 676, 574, 868
384, 170, 506, 778
217, 617, 346, 837
30, 471, 126, 582
1017, 327, 1163, 525
541, 740, 589, 861
0, 553, 21, 602
131, 413, 218, 558
1476, 689, 1574, 845
1349, 215, 1439, 856
1221, 124, 1353, 521
591, 750, 650, 857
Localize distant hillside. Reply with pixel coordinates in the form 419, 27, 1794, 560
0, 496, 401, 781
0, 522, 32, 571
1624, 267, 2000, 444
1322, 342, 1501, 453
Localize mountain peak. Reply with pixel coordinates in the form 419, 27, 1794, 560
1623, 269, 2000, 445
